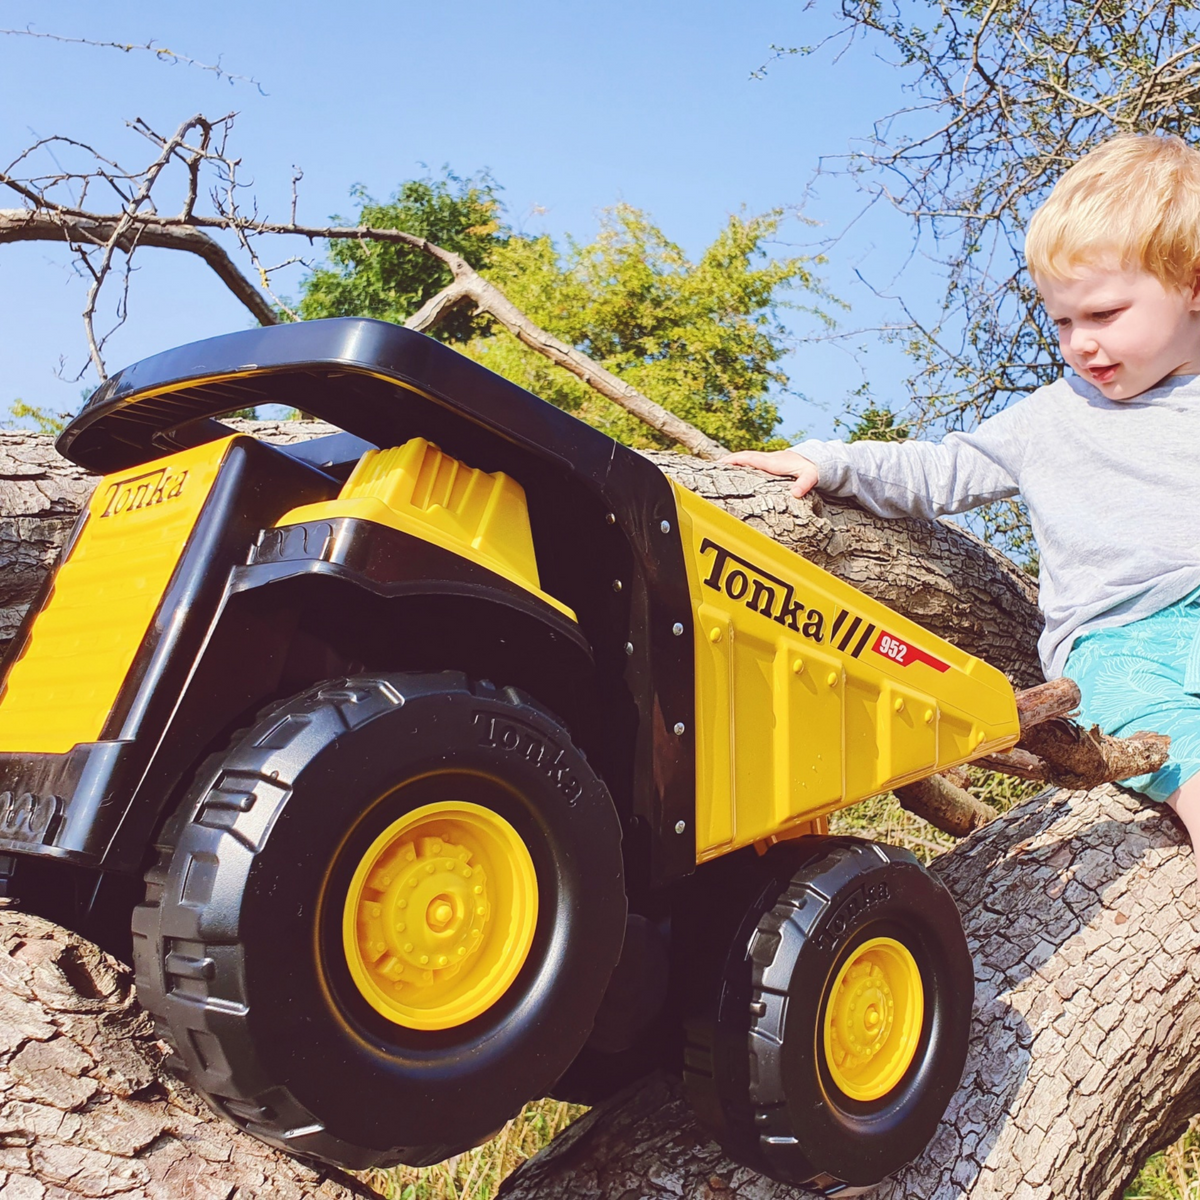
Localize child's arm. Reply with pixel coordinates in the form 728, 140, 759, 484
721, 410, 1027, 520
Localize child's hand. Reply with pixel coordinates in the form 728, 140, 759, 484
718, 449, 820, 499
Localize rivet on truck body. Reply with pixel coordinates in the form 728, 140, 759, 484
672, 622, 684, 636
675, 820, 687, 835
673, 721, 686, 735
660, 519, 671, 534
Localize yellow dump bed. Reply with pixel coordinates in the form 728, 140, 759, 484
673, 486, 1020, 862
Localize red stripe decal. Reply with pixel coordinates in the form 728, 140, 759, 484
871, 630, 950, 673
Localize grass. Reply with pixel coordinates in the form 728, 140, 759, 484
356, 1099, 585, 1200
351, 772, 1189, 1199
1126, 1121, 1200, 1198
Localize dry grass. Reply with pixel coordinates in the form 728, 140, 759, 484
356, 1099, 585, 1200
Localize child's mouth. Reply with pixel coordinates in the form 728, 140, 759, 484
1089, 363, 1119, 384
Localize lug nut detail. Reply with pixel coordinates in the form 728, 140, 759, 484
672, 622, 684, 636
612, 579, 623, 593
710, 627, 723, 643
894, 698, 905, 713
674, 721, 686, 735
625, 641, 635, 655
827, 672, 839, 687
605, 512, 616, 525
660, 519, 671, 533
792, 658, 804, 674
675, 819, 687, 835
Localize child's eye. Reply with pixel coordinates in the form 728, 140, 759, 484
1092, 309, 1121, 321
1054, 318, 1071, 330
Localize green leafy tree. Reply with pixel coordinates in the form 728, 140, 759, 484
6, 400, 70, 436
301, 178, 830, 451
298, 170, 508, 343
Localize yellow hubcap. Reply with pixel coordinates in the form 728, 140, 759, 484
822, 937, 924, 1102
342, 800, 538, 1030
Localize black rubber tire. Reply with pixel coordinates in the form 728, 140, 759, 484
683, 837, 973, 1194
132, 672, 626, 1170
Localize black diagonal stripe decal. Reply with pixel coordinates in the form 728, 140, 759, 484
830, 609, 850, 642
851, 622, 876, 658
837, 616, 862, 652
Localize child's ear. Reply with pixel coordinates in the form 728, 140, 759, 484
1189, 270, 1200, 309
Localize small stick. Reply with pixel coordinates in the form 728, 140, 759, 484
895, 775, 1000, 838
1015, 677, 1082, 731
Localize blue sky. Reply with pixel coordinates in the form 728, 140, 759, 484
0, 1, 930, 440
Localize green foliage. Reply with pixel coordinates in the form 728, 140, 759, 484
298, 170, 509, 343
462, 204, 824, 450
6, 400, 69, 436
840, 401, 911, 444
300, 173, 830, 452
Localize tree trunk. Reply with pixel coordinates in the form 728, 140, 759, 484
0, 906, 376, 1198
0, 425, 1187, 1200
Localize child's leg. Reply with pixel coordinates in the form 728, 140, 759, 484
1067, 604, 1200, 887
1167, 777, 1200, 887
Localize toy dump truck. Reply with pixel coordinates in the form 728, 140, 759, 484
0, 319, 1020, 1192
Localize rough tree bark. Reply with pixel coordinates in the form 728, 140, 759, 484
0, 427, 1192, 1199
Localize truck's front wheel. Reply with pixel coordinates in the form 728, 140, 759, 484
132, 673, 626, 1170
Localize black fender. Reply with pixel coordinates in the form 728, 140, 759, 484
104, 516, 603, 873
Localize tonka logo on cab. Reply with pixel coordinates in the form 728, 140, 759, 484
100, 466, 189, 518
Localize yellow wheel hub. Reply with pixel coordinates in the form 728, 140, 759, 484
341, 800, 538, 1030
822, 936, 924, 1102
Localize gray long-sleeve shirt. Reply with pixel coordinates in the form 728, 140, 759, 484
794, 373, 1200, 679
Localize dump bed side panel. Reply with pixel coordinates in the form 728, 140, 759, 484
672, 485, 1020, 861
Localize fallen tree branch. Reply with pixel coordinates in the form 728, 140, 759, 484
1016, 676, 1081, 730
1020, 721, 1172, 791
405, 277, 727, 459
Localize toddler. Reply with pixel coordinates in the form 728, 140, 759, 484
723, 134, 1200, 880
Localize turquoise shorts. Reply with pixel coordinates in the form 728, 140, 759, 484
1065, 591, 1200, 802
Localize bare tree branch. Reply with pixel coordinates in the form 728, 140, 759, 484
0, 25, 265, 91
0, 113, 727, 457
0, 209, 279, 327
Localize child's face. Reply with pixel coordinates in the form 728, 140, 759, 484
1038, 261, 1200, 401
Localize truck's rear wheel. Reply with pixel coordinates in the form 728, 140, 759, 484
683, 837, 973, 1193
132, 673, 626, 1170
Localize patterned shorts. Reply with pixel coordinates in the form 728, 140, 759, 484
1065, 592, 1200, 802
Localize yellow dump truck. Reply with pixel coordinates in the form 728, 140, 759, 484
0, 319, 1019, 1192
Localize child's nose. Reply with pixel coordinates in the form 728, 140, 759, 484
1070, 328, 1099, 354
